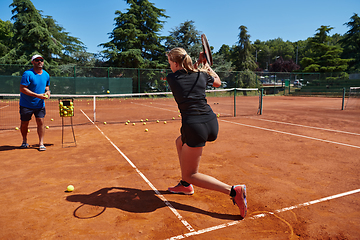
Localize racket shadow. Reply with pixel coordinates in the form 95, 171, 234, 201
66, 187, 240, 220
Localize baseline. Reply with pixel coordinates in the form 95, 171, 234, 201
166, 189, 360, 240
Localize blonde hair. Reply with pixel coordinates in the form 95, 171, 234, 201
167, 47, 199, 73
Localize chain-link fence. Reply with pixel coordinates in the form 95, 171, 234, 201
0, 64, 359, 96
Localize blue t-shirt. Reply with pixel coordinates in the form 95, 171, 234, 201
20, 69, 50, 109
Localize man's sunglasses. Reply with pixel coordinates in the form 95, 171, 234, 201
34, 59, 44, 62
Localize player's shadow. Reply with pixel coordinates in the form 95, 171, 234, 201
66, 187, 241, 220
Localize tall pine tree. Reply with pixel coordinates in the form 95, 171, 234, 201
100, 0, 168, 68
340, 13, 360, 72
301, 25, 350, 73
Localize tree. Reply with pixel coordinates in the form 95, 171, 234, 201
165, 20, 201, 61
232, 25, 257, 72
340, 13, 360, 72
270, 56, 300, 72
301, 25, 350, 73
0, 0, 85, 64
0, 19, 14, 58
43, 15, 86, 64
100, 0, 169, 68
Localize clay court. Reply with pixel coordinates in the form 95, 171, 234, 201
0, 95, 359, 239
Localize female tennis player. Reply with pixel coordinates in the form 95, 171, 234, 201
166, 47, 247, 218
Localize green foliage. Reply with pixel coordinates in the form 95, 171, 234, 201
165, 20, 201, 61
340, 13, 360, 72
100, 0, 168, 69
0, 0, 86, 65
0, 20, 14, 57
301, 25, 351, 74
232, 25, 257, 71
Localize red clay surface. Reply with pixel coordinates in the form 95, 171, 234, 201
0, 96, 360, 239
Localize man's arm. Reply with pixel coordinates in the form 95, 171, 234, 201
20, 85, 48, 99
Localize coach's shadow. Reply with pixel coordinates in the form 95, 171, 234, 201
66, 187, 240, 220
0, 143, 53, 151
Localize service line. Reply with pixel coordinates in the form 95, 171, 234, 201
220, 119, 360, 149
80, 109, 195, 232
247, 117, 360, 136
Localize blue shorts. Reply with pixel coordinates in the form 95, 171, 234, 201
20, 106, 46, 121
181, 116, 218, 148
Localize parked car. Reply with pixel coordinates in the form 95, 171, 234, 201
294, 80, 302, 87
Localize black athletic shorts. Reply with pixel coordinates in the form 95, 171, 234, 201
20, 106, 46, 121
181, 116, 218, 148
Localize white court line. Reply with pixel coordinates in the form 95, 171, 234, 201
132, 102, 177, 113
166, 188, 360, 239
0, 105, 9, 110
220, 119, 360, 149
80, 109, 195, 232
247, 117, 360, 136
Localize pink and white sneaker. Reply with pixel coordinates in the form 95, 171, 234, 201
231, 185, 247, 218
168, 181, 194, 195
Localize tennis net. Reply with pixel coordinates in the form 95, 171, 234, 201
345, 87, 360, 110
0, 88, 259, 130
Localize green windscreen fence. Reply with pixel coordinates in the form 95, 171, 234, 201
0, 76, 132, 95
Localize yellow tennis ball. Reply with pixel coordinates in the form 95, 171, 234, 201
28, 129, 30, 132
156, 120, 159, 123
51, 118, 54, 121
46, 126, 49, 129
143, 122, 146, 125
107, 90, 110, 93
145, 128, 148, 132
15, 127, 19, 130
164, 121, 167, 124
104, 122, 107, 125
67, 185, 74, 192
125, 122, 128, 125
132, 123, 135, 126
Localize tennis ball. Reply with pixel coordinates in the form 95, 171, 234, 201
127, 120, 130, 123
107, 90, 110, 94
156, 120, 159, 123
46, 126, 49, 129
140, 119, 143, 122
125, 122, 128, 125
51, 118, 54, 121
132, 123, 135, 126
145, 119, 148, 121
104, 122, 107, 125
145, 128, 148, 132
143, 122, 146, 125
44, 94, 48, 98
217, 113, 220, 117
67, 185, 74, 192
15, 127, 19, 130
164, 121, 167, 124
178, 115, 181, 117
172, 117, 175, 120
28, 129, 30, 132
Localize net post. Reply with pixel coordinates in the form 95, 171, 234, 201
259, 89, 263, 115
234, 88, 237, 117
341, 87, 346, 110
93, 96, 96, 122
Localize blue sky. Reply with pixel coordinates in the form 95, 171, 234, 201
1, 0, 359, 54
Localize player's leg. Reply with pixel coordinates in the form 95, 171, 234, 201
20, 120, 30, 147
35, 107, 46, 150
180, 143, 232, 195
19, 106, 32, 148
36, 117, 45, 148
